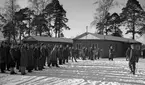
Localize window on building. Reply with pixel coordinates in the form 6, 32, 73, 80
76, 43, 81, 49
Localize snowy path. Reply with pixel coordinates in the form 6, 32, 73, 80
0, 58, 145, 85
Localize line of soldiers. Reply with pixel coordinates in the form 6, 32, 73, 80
79, 46, 103, 60
0, 42, 79, 75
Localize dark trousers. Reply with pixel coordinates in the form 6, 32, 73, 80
0, 63, 6, 72
34, 58, 38, 70
38, 58, 43, 70
129, 61, 136, 74
42, 56, 46, 66
52, 60, 59, 67
97, 54, 100, 59
6, 63, 10, 70
109, 54, 114, 61
62, 58, 65, 64
64, 56, 68, 63
16, 59, 20, 70
59, 59, 63, 65
109, 57, 113, 61
48, 60, 59, 67
72, 55, 77, 62
66, 58, 68, 63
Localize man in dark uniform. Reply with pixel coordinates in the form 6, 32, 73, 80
5, 42, 11, 71
47, 45, 51, 67
10, 44, 17, 74
42, 45, 47, 69
63, 45, 70, 64
0, 42, 6, 73
38, 44, 45, 70
16, 44, 21, 71
33, 44, 40, 70
129, 44, 139, 75
27, 44, 34, 72
58, 45, 63, 65
20, 44, 28, 75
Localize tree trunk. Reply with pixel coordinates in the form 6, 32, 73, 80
114, 23, 117, 33
19, 30, 22, 43
132, 13, 135, 40
101, 26, 104, 35
105, 26, 108, 35
132, 22, 135, 40
28, 19, 31, 36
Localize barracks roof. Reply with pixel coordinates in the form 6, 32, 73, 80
23, 36, 73, 43
73, 32, 140, 44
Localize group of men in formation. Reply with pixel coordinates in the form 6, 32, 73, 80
0, 42, 76, 75
0, 41, 141, 75
0, 41, 103, 75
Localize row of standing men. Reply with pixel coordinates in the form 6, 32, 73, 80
0, 42, 79, 75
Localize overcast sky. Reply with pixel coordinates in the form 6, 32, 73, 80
0, 0, 145, 38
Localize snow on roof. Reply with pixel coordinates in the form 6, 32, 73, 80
136, 34, 145, 44
23, 36, 73, 43
73, 32, 140, 43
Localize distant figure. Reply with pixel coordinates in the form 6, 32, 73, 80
97, 48, 101, 59
99, 49, 103, 58
81, 47, 86, 60
109, 45, 114, 61
129, 44, 139, 75
89, 47, 93, 60
72, 47, 77, 62
93, 47, 97, 60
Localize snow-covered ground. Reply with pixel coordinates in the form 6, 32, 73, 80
0, 58, 145, 85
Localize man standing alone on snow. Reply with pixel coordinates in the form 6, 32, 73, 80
129, 44, 140, 75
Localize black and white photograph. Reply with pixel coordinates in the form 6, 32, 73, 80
0, 0, 145, 85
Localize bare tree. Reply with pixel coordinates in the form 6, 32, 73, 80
1, 0, 19, 43
91, 0, 119, 35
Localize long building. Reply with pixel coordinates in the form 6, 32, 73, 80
73, 32, 140, 58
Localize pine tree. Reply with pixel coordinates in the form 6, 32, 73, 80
120, 0, 145, 39
44, 0, 70, 38
2, 0, 19, 43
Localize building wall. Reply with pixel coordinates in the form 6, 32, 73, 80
73, 39, 129, 58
